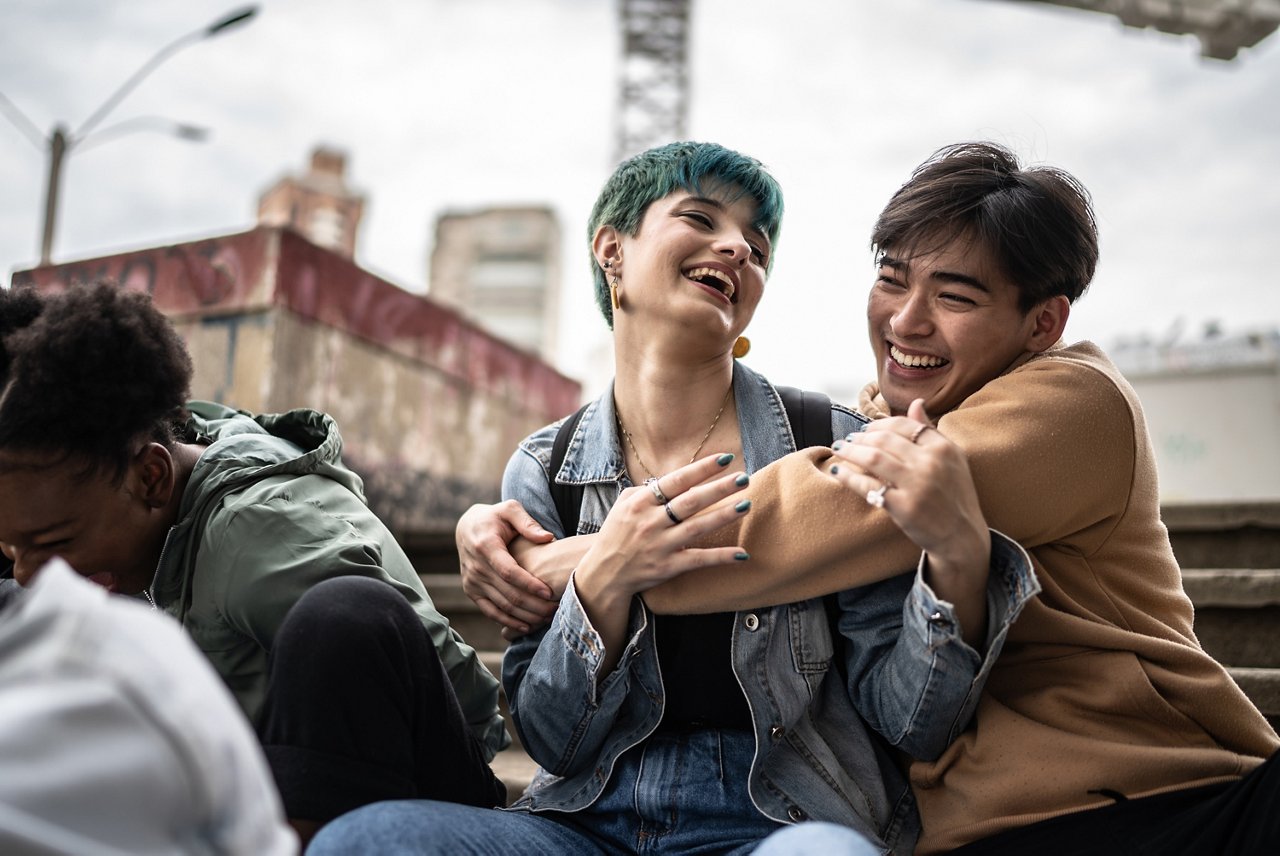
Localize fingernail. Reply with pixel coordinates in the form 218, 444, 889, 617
844, 433, 857, 442
735, 499, 751, 513
830, 465, 839, 475
734, 551, 750, 561
832, 440, 844, 451
735, 473, 749, 486
717, 453, 735, 466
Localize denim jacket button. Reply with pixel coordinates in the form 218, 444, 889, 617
928, 610, 950, 628
787, 806, 806, 822
743, 613, 760, 631
770, 725, 785, 740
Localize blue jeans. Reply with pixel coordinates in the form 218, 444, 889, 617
310, 729, 808, 854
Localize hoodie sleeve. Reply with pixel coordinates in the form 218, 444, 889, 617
643, 350, 1128, 613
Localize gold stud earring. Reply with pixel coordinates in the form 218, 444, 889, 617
732, 336, 751, 359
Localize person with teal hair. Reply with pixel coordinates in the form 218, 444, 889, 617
311, 141, 1027, 854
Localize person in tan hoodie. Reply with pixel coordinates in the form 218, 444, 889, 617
458, 142, 1279, 854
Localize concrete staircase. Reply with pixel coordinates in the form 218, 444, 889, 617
420, 500, 1280, 801
1164, 501, 1280, 732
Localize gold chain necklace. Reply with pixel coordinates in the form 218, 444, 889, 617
616, 383, 734, 480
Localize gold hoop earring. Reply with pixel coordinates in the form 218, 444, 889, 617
732, 336, 751, 359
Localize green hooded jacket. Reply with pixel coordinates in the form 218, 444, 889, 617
148, 401, 508, 760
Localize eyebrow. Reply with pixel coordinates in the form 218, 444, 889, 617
878, 254, 990, 293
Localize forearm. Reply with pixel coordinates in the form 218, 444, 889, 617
645, 449, 920, 613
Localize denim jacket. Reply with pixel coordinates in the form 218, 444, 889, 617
500, 362, 1036, 855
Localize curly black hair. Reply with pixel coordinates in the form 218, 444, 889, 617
0, 283, 192, 480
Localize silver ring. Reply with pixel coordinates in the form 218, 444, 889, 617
664, 502, 683, 525
646, 477, 669, 505
910, 423, 931, 444
866, 483, 889, 509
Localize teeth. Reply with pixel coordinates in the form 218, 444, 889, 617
686, 267, 735, 300
890, 345, 947, 368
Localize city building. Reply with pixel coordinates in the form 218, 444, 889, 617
11, 227, 581, 567
428, 206, 562, 363
257, 147, 365, 259
1111, 327, 1280, 503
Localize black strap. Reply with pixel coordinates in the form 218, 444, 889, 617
549, 402, 591, 537
774, 385, 833, 450
548, 386, 832, 538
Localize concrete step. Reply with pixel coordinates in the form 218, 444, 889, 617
422, 572, 508, 653
1165, 502, 1280, 569
1182, 569, 1280, 669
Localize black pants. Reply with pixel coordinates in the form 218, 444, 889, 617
257, 576, 506, 823
951, 750, 1280, 856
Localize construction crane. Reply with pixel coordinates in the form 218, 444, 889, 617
614, 0, 691, 164
1006, 0, 1279, 60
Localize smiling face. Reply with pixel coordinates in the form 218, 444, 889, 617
603, 185, 772, 347
0, 450, 169, 594
867, 233, 1067, 417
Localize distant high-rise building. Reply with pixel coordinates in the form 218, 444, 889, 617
257, 147, 365, 258
428, 206, 562, 362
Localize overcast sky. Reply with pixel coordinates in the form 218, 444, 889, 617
2, 0, 1277, 402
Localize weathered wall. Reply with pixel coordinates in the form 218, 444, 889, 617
12, 227, 582, 543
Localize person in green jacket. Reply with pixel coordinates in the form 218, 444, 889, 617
0, 282, 509, 844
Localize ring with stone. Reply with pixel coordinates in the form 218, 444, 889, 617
866, 483, 890, 509
646, 477, 670, 505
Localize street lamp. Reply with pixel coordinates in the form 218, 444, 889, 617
0, 6, 257, 266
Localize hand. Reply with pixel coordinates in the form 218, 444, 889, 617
574, 452, 754, 674
828, 400, 991, 645
577, 454, 753, 603
456, 500, 557, 634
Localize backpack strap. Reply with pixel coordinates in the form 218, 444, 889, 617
775, 385, 833, 450
549, 402, 590, 537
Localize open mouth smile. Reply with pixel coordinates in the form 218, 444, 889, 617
684, 266, 737, 303
889, 344, 949, 369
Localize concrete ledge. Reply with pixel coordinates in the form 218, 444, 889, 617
1182, 569, 1280, 607
1163, 501, 1280, 530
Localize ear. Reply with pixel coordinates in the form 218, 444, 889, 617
1024, 295, 1070, 353
132, 443, 178, 510
592, 225, 622, 271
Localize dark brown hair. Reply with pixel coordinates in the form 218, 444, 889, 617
871, 142, 1098, 312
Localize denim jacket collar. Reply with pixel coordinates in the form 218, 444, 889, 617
555, 361, 800, 487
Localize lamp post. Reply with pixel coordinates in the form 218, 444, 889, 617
0, 6, 257, 266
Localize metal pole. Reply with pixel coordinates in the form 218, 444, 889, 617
40, 126, 68, 266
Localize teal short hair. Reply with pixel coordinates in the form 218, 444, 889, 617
588, 141, 784, 328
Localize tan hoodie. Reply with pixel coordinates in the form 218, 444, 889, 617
645, 341, 1278, 852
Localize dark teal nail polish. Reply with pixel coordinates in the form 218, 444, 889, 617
832, 440, 844, 451
734, 551, 750, 561
830, 465, 839, 475
717, 453, 735, 466
844, 433, 857, 442
735, 499, 751, 513
735, 473, 749, 486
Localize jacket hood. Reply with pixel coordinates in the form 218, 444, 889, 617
149, 401, 364, 613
